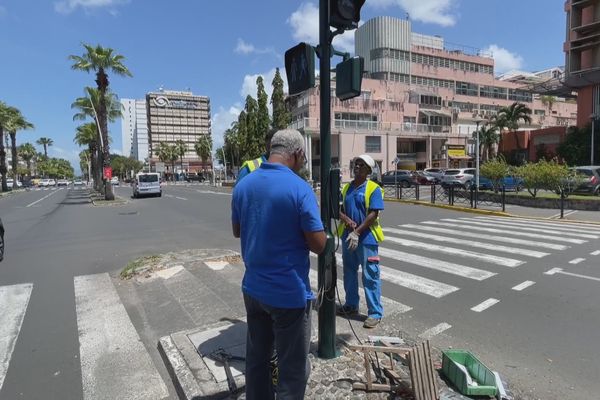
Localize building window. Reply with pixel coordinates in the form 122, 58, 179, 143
365, 136, 381, 153
534, 109, 545, 115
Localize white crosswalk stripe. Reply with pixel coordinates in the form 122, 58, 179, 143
453, 218, 599, 239
382, 235, 524, 267
74, 273, 168, 400
0, 283, 33, 392
423, 221, 587, 244
384, 227, 549, 258
398, 223, 569, 250
473, 216, 600, 234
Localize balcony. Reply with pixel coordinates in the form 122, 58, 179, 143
288, 118, 467, 137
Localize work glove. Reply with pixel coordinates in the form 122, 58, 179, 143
346, 231, 359, 251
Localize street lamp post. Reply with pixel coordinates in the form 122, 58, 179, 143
473, 116, 485, 206
591, 114, 597, 165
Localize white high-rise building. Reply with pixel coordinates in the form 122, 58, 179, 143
120, 99, 149, 162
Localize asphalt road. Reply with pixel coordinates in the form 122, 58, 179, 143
1, 183, 599, 400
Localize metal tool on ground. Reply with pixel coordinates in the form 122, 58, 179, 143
350, 339, 439, 400
209, 348, 245, 395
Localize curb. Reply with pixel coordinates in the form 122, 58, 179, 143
91, 196, 128, 206
385, 198, 510, 217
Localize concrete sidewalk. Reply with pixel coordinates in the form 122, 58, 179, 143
113, 249, 489, 400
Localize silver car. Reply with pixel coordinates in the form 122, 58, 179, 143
441, 168, 476, 189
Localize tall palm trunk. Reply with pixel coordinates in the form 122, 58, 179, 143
0, 127, 7, 192
43, 145, 48, 158
96, 69, 114, 200
10, 131, 17, 189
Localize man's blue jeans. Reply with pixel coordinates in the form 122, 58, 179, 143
342, 242, 383, 319
243, 293, 312, 400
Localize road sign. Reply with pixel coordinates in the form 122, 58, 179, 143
285, 43, 315, 95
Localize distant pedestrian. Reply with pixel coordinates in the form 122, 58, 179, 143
337, 154, 385, 329
235, 128, 276, 184
231, 129, 327, 399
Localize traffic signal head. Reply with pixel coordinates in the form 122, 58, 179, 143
330, 0, 365, 30
285, 43, 316, 96
336, 56, 364, 101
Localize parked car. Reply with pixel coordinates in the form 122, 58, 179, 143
475, 175, 524, 191
423, 168, 445, 182
0, 217, 4, 262
56, 179, 69, 187
132, 172, 162, 198
47, 179, 56, 187
73, 179, 84, 187
440, 168, 476, 189
185, 173, 205, 182
565, 166, 600, 195
412, 171, 437, 185
381, 170, 415, 187
6, 179, 22, 188
110, 176, 119, 186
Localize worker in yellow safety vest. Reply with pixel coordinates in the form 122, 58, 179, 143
236, 129, 276, 184
336, 154, 385, 329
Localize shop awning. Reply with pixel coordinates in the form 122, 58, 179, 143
419, 110, 451, 118
448, 155, 473, 160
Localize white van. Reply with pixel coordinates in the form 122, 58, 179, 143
132, 173, 162, 198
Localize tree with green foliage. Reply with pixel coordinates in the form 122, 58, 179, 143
1, 105, 34, 188
557, 125, 597, 166
0, 101, 12, 191
243, 95, 261, 159
515, 159, 571, 198
110, 154, 143, 179
480, 157, 509, 191
36, 137, 53, 158
174, 139, 187, 173
194, 135, 212, 168
271, 68, 290, 130
70, 44, 132, 200
37, 157, 74, 179
79, 150, 91, 181
495, 102, 532, 163
74, 123, 100, 186
18, 142, 37, 177
154, 142, 178, 181
256, 76, 271, 144
476, 124, 500, 161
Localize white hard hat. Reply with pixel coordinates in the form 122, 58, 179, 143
355, 154, 375, 171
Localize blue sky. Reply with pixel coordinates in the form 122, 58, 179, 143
0, 0, 566, 173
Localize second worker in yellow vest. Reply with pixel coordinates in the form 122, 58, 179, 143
336, 154, 385, 329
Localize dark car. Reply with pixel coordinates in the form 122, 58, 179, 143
381, 170, 414, 187
185, 173, 205, 182
412, 171, 437, 185
0, 218, 4, 262
566, 166, 600, 195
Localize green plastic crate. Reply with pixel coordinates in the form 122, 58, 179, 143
441, 349, 497, 397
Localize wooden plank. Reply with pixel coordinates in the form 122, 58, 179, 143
420, 342, 434, 400
363, 349, 373, 391
353, 382, 397, 391
410, 348, 425, 400
349, 344, 411, 355
424, 340, 439, 399
382, 367, 402, 382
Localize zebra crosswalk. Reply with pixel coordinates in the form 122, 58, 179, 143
1, 216, 600, 397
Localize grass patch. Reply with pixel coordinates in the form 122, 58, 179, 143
503, 191, 600, 200
120, 254, 161, 279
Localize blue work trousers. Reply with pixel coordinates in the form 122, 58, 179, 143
243, 293, 312, 400
342, 242, 383, 319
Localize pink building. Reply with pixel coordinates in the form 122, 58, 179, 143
288, 16, 577, 181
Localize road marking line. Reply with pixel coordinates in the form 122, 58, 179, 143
512, 281, 536, 291
175, 196, 187, 200
473, 216, 600, 234
384, 227, 548, 258
74, 273, 168, 400
569, 258, 585, 264
0, 283, 33, 392
419, 323, 452, 339
401, 224, 568, 250
196, 190, 232, 196
549, 210, 578, 219
489, 215, 600, 229
377, 247, 495, 281
307, 267, 413, 314
425, 221, 587, 244
164, 194, 174, 198
544, 267, 600, 282
383, 235, 524, 267
591, 250, 600, 256
471, 298, 500, 312
26, 188, 63, 207
455, 218, 598, 239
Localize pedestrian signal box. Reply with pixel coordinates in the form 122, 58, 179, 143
335, 56, 364, 101
285, 43, 315, 96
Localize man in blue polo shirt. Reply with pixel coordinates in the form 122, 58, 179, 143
232, 129, 326, 400
337, 154, 385, 329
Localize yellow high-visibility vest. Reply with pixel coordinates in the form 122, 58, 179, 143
336, 180, 384, 242
241, 157, 264, 173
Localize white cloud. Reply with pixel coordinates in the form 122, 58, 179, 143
483, 44, 524, 74
368, 0, 458, 27
234, 39, 255, 55
240, 68, 288, 102
54, 0, 128, 14
211, 105, 242, 151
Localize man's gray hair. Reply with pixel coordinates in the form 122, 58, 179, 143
269, 129, 305, 156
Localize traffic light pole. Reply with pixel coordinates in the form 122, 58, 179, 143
317, 0, 338, 359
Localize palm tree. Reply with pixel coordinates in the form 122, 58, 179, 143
0, 102, 15, 191
495, 102, 532, 152
70, 44, 132, 200
174, 139, 187, 177
6, 110, 34, 188
36, 137, 54, 158
194, 135, 212, 169
476, 124, 500, 161
74, 123, 99, 187
18, 143, 37, 177
155, 142, 178, 181
72, 87, 121, 191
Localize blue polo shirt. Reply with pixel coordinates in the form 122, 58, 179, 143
232, 162, 324, 308
342, 180, 384, 246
